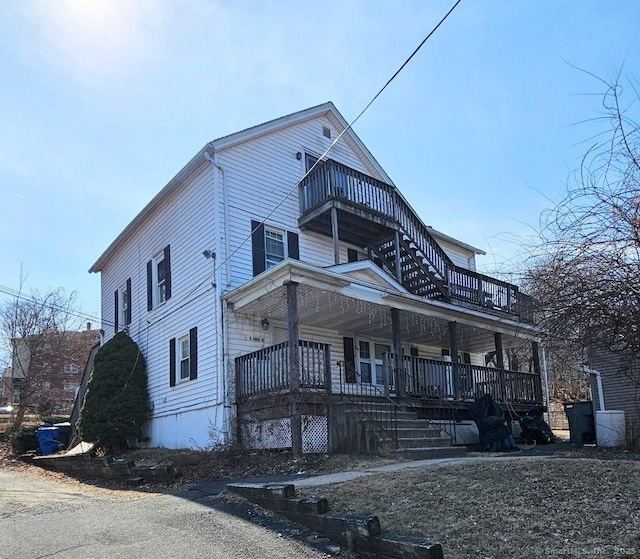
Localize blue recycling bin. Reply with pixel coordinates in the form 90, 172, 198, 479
36, 426, 63, 455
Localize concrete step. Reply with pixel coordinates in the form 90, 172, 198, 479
380, 437, 453, 450
391, 446, 467, 460
373, 426, 444, 439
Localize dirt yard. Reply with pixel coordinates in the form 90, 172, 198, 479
300, 456, 640, 559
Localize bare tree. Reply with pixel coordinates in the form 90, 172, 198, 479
0, 287, 82, 430
526, 72, 640, 420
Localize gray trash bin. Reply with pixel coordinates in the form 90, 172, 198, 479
563, 401, 595, 445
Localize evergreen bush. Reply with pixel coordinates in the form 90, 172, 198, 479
9, 426, 39, 455
78, 332, 150, 452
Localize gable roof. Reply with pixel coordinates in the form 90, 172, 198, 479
89, 102, 391, 273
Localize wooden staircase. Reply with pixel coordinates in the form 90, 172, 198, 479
369, 234, 449, 301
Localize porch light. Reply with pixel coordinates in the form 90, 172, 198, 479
260, 318, 270, 330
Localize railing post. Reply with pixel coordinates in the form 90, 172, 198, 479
499, 369, 507, 404
383, 353, 390, 397
448, 321, 459, 398
324, 344, 332, 394
391, 308, 403, 397
286, 281, 300, 393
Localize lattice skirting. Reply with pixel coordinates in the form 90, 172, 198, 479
302, 415, 328, 453
241, 415, 328, 453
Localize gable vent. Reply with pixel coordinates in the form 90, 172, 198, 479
322, 126, 331, 139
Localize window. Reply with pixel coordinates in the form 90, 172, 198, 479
358, 340, 391, 385
251, 222, 299, 276
42, 381, 51, 390
63, 364, 79, 374
305, 153, 319, 172
115, 278, 132, 331
179, 335, 190, 381
147, 246, 171, 311
157, 253, 167, 303
442, 349, 471, 364
265, 229, 285, 269
63, 380, 78, 392
169, 327, 198, 386
358, 340, 372, 383
43, 343, 53, 354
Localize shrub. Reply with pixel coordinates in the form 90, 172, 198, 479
10, 426, 39, 455
78, 332, 150, 452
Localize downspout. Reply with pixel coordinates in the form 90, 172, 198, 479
580, 366, 606, 412
204, 146, 233, 444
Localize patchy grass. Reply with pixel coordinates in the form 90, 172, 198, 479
300, 457, 640, 559
119, 446, 399, 485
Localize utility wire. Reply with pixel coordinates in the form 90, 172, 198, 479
147, 0, 464, 327
0, 284, 109, 329
1, 1, 463, 333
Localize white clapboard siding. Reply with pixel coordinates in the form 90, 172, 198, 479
435, 237, 477, 271
98, 161, 222, 448
219, 116, 375, 290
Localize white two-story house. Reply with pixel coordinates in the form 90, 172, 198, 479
89, 103, 542, 454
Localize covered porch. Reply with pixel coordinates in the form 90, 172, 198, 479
225, 259, 542, 454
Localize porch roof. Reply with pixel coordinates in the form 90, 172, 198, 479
223, 259, 541, 353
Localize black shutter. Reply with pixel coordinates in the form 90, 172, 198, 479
146, 260, 153, 311
410, 347, 419, 357
251, 220, 266, 276
164, 245, 172, 300
125, 278, 132, 325
347, 249, 358, 263
189, 327, 198, 380
343, 337, 356, 383
287, 231, 299, 260
114, 290, 119, 333
169, 338, 176, 387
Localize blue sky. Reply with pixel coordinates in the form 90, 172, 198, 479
1, 0, 639, 323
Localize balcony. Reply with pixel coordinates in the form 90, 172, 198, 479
299, 159, 534, 324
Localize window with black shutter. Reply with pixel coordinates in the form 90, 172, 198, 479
147, 245, 172, 310
251, 221, 299, 276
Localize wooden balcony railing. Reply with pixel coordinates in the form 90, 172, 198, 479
299, 159, 534, 324
235, 340, 331, 401
393, 354, 542, 405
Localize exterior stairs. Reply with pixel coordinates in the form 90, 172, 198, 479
369, 235, 450, 301
347, 403, 466, 460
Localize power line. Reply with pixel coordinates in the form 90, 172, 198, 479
212, 0, 463, 281
148, 0, 464, 328
0, 284, 109, 329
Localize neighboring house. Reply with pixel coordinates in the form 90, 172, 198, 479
587, 341, 640, 441
9, 325, 100, 414
1, 367, 12, 404
89, 102, 542, 452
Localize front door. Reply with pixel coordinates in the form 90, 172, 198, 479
358, 340, 391, 387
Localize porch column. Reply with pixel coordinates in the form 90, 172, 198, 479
286, 280, 302, 457
391, 308, 403, 397
531, 341, 541, 375
448, 321, 459, 397
494, 333, 504, 369
331, 206, 340, 265
532, 341, 543, 403
394, 231, 402, 283
494, 332, 506, 402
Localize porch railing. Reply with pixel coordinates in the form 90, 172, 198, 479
388, 354, 543, 405
299, 159, 534, 323
235, 340, 331, 401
